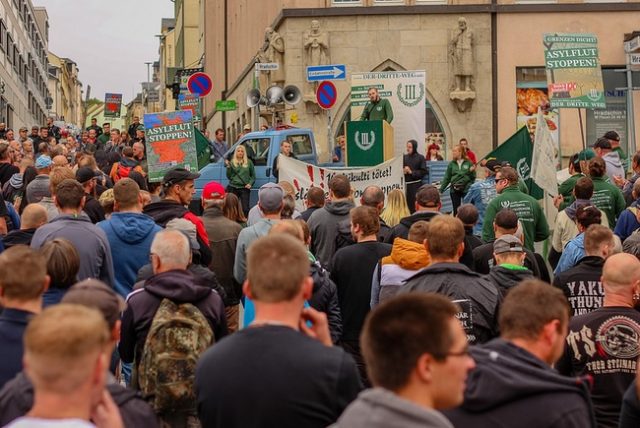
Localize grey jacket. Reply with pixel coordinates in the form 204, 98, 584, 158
308, 200, 355, 267
233, 218, 278, 284
332, 388, 453, 428
30, 214, 115, 287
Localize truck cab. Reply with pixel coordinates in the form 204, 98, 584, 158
195, 127, 319, 208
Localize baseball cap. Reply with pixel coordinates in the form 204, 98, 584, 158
76, 167, 99, 184
163, 167, 200, 188
35, 155, 52, 169
485, 159, 501, 173
243, 124, 251, 131
577, 149, 596, 162
603, 131, 620, 142
19, 126, 28, 132
61, 279, 126, 329
494, 234, 524, 254
166, 218, 200, 250
202, 181, 226, 200
258, 182, 284, 212
593, 137, 611, 150
136, 124, 145, 132
415, 184, 440, 208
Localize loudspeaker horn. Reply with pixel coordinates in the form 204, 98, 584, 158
246, 89, 262, 107
282, 85, 302, 105
265, 86, 283, 106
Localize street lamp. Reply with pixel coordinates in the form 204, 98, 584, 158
144, 61, 153, 113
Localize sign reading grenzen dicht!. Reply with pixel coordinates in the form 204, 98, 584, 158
543, 33, 606, 109
144, 111, 198, 183
278, 155, 404, 211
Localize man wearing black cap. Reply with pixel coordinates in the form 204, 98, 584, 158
463, 158, 500, 236
604, 130, 627, 173
143, 167, 211, 266
76, 166, 106, 224
594, 137, 624, 184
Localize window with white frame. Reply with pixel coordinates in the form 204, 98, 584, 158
332, 0, 361, 6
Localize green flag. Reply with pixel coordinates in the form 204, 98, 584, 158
482, 126, 543, 199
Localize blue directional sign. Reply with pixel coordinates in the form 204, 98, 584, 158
306, 64, 346, 82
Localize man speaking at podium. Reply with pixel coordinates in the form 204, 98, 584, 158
360, 87, 394, 124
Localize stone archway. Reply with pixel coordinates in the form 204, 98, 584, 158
331, 58, 452, 155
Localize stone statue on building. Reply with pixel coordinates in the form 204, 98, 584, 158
449, 17, 476, 112
258, 27, 285, 86
303, 20, 330, 101
304, 20, 329, 68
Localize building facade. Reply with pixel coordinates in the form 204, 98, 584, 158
47, 51, 83, 127
0, 0, 50, 130
198, 0, 640, 162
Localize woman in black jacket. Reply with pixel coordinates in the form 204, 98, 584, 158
403, 140, 427, 213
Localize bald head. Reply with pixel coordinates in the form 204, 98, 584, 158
602, 253, 640, 296
361, 186, 385, 212
21, 204, 48, 229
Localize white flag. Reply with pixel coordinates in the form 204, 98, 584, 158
531, 108, 559, 196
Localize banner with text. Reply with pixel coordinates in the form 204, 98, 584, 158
543, 33, 606, 109
144, 111, 198, 183
278, 155, 404, 211
104, 93, 122, 118
351, 70, 426, 155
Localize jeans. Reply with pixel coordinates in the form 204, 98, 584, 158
229, 186, 250, 217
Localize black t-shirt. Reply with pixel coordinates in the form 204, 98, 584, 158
552, 256, 604, 316
0, 163, 18, 187
83, 194, 106, 224
195, 325, 361, 428
330, 241, 392, 342
557, 307, 640, 428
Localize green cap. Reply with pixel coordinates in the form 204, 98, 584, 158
577, 149, 595, 162
137, 124, 145, 132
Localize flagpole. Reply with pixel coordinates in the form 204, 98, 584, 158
578, 108, 586, 151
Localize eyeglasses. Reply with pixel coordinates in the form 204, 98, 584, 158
445, 346, 471, 358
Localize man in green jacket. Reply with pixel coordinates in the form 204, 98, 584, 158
482, 166, 549, 251
360, 88, 393, 124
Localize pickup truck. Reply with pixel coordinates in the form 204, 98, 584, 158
195, 127, 328, 208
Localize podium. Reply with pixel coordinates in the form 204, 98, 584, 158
345, 120, 394, 167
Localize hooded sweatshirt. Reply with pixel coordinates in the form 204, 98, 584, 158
98, 212, 162, 298
119, 269, 227, 367
443, 339, 596, 428
371, 238, 430, 307
603, 151, 624, 183
485, 264, 533, 298
332, 388, 453, 428
0, 371, 159, 428
308, 200, 355, 267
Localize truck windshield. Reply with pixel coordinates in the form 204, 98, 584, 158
286, 134, 313, 156
239, 138, 270, 166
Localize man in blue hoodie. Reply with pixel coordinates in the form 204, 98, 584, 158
98, 178, 161, 298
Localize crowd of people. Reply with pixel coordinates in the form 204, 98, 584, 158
1, 120, 640, 428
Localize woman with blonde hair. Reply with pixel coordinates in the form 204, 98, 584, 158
226, 144, 255, 216
381, 188, 411, 228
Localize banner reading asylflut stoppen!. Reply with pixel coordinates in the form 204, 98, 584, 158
543, 33, 606, 109
278, 155, 404, 211
351, 70, 426, 155
144, 111, 198, 183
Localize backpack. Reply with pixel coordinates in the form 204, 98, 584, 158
137, 298, 214, 415
115, 163, 133, 182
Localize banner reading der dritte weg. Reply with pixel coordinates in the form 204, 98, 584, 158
278, 155, 404, 211
144, 111, 198, 183
104, 93, 122, 118
543, 33, 606, 109
351, 70, 426, 155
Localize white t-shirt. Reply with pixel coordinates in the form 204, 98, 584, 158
3, 417, 95, 428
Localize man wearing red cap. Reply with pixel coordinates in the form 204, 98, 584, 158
201, 181, 243, 332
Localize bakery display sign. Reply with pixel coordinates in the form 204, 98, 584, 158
543, 33, 606, 109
